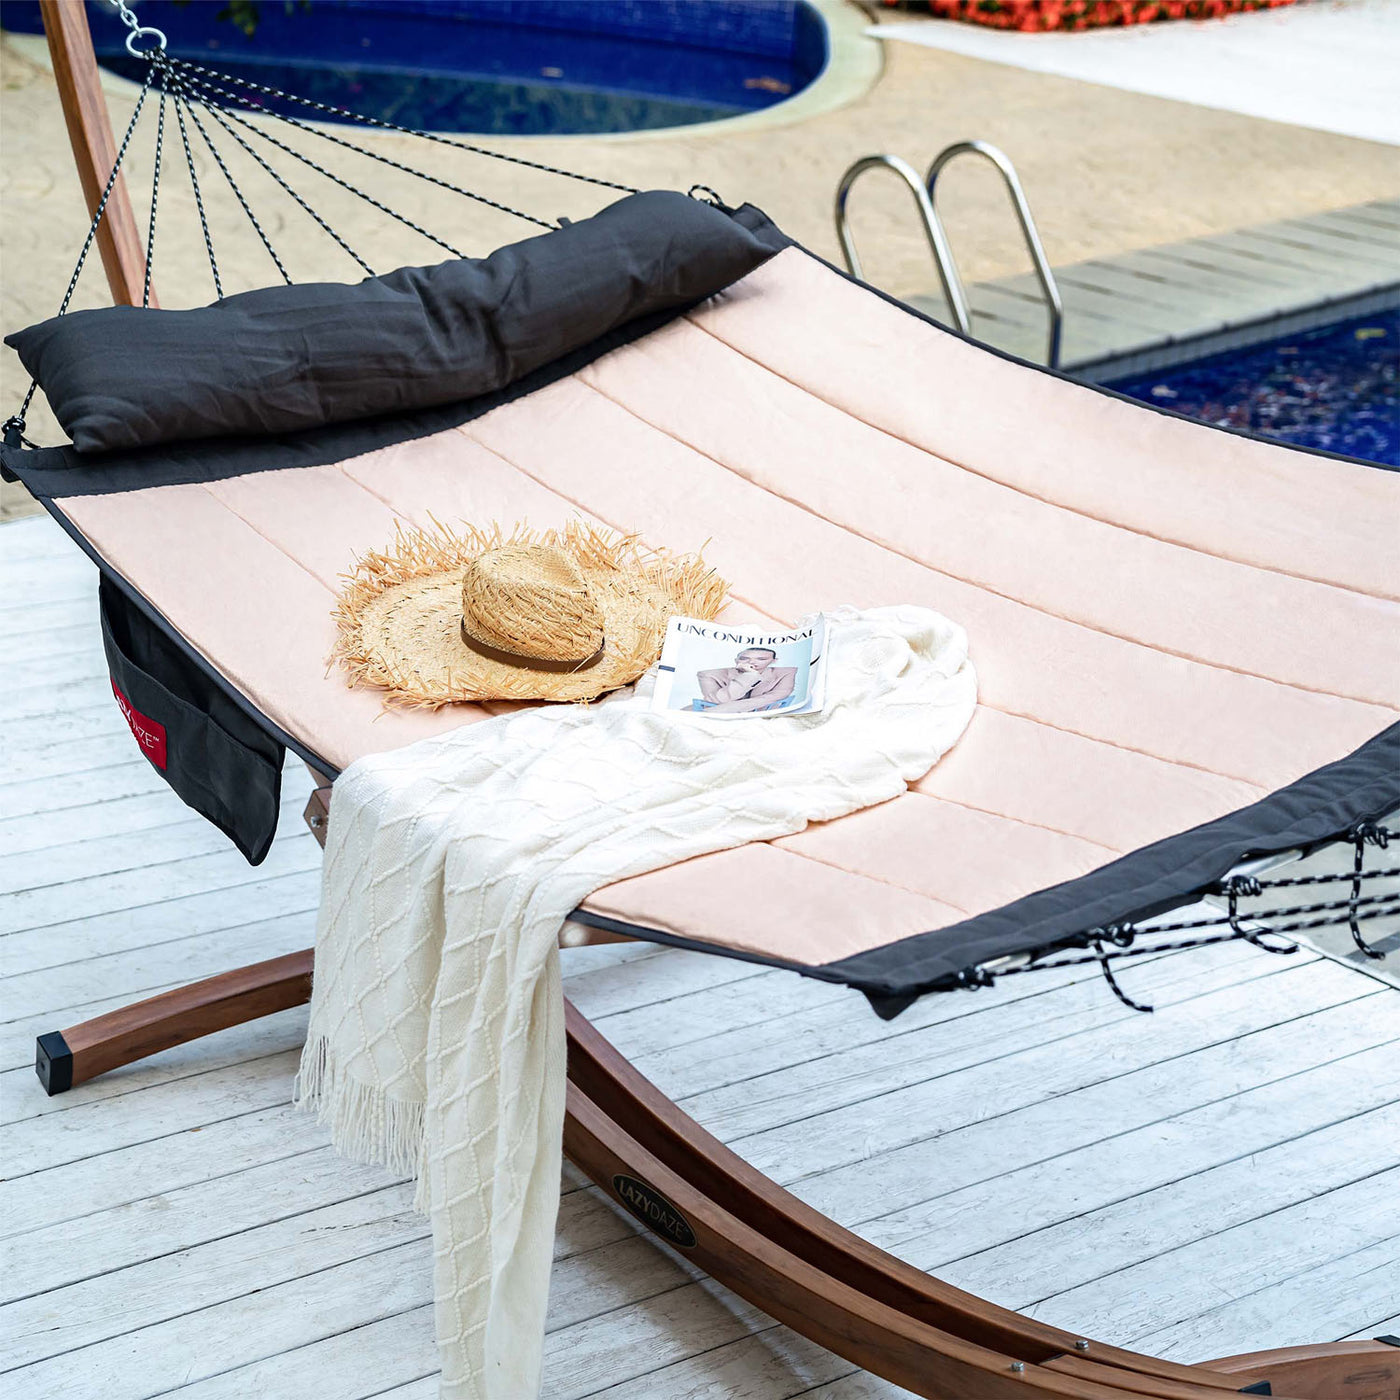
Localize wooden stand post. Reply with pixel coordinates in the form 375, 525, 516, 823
40, 0, 153, 306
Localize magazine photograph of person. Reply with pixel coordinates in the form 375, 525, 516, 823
651, 616, 828, 719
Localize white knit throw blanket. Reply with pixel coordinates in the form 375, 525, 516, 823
295, 605, 976, 1397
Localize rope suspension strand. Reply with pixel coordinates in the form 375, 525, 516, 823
5, 0, 650, 442
955, 827, 1397, 1012
1350, 822, 1391, 959
166, 68, 292, 285
170, 62, 550, 237
171, 84, 223, 298
1222, 874, 1300, 956
1093, 937, 1155, 1013
156, 53, 641, 199
5, 36, 160, 443
183, 92, 377, 276
141, 79, 166, 307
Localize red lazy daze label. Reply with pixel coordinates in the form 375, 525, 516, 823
112, 680, 168, 770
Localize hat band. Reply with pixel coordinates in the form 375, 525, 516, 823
459, 620, 606, 675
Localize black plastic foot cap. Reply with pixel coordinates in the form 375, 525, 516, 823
36, 1031, 73, 1096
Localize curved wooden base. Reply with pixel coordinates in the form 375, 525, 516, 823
1205, 1343, 1400, 1400
32, 948, 1397, 1399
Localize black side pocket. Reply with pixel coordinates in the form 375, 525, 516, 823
99, 578, 284, 864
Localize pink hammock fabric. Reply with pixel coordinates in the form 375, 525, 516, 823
46, 246, 1400, 974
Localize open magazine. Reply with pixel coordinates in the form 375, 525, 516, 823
651, 615, 828, 719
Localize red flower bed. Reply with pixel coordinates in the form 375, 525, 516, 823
891, 0, 1296, 31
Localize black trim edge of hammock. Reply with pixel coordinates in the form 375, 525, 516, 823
819, 721, 1400, 1017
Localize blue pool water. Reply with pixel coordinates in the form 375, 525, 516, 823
1108, 308, 1399, 467
0, 0, 827, 135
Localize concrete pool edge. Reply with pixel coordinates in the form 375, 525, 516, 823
2, 0, 883, 146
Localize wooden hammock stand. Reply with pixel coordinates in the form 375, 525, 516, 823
24, 4, 1399, 1395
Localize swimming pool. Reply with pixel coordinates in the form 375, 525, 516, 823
1107, 307, 1399, 468
0, 0, 828, 135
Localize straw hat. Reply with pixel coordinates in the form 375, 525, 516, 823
333, 520, 727, 707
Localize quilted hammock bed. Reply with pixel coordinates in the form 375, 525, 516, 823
5, 191, 1398, 1015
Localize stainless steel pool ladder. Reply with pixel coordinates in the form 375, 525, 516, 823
834, 141, 1064, 368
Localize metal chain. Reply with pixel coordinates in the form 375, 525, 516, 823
108, 0, 166, 58
162, 53, 639, 198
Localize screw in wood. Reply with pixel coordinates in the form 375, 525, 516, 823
1074, 1340, 1090, 1351
1010, 1362, 1026, 1373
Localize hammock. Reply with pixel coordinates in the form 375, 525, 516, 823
7, 6, 1399, 1396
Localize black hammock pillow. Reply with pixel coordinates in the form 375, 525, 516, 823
6, 190, 783, 455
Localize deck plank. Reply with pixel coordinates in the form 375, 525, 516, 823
923, 1069, 1400, 1307
0, 831, 323, 935
1033, 1166, 1400, 1344
1, 864, 318, 979
724, 963, 1369, 1179
1344, 1312, 1400, 1340
0, 786, 310, 896
804, 986, 1399, 1228
1133, 1234, 1400, 1362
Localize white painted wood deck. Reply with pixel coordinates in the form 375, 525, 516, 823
2, 513, 1397, 1399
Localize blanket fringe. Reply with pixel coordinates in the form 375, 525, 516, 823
295, 1036, 427, 1192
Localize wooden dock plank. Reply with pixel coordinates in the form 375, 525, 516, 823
161, 1310, 442, 1400
6, 677, 116, 721
0, 595, 96, 637
1203, 230, 1396, 288
1343, 1312, 1400, 1341
718, 963, 1366, 1176
0, 831, 323, 936
1, 863, 318, 979
948, 200, 1400, 370
0, 786, 310, 897
4, 645, 116, 693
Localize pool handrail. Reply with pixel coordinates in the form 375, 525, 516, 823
834, 153, 972, 338
834, 142, 1063, 368
925, 140, 1063, 369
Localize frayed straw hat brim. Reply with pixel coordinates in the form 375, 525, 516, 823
333, 520, 727, 707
